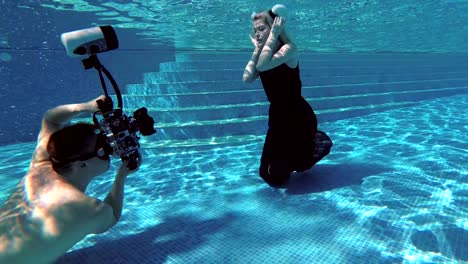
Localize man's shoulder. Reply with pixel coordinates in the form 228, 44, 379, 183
30, 134, 52, 167
24, 165, 115, 234
50, 188, 115, 235
25, 168, 112, 226
73, 197, 116, 234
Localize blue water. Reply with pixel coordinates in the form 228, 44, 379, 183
1, 93, 466, 263
1, 1, 468, 263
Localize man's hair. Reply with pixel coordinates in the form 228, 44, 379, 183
47, 123, 96, 171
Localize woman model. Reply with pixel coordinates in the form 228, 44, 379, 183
243, 4, 332, 187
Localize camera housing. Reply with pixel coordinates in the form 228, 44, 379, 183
61, 26, 118, 57
61, 25, 156, 170
93, 102, 155, 171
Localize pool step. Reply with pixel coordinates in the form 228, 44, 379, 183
86, 52, 467, 151
127, 72, 468, 94
121, 79, 468, 109
174, 52, 468, 62
143, 65, 465, 83
148, 86, 465, 141
138, 101, 418, 154
74, 99, 421, 147
160, 59, 468, 71
76, 85, 465, 143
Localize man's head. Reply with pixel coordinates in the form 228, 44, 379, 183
47, 123, 111, 176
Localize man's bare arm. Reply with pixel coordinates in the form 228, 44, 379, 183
31, 95, 106, 165
38, 95, 105, 141
103, 160, 139, 223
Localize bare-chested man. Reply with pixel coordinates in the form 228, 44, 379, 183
0, 95, 140, 264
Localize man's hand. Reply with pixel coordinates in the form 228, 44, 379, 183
116, 158, 142, 179
84, 95, 107, 113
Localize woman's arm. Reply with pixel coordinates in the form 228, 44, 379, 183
256, 17, 298, 72
243, 46, 261, 83
243, 32, 263, 83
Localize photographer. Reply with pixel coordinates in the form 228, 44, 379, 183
0, 25, 153, 263
0, 95, 140, 264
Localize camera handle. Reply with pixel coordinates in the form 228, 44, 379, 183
82, 54, 123, 111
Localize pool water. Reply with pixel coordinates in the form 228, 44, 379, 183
1, 1, 468, 263
0, 93, 466, 263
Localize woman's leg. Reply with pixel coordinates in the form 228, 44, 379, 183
259, 128, 293, 187
293, 130, 333, 172
292, 103, 318, 172
301, 100, 332, 165
293, 129, 316, 172
312, 131, 333, 163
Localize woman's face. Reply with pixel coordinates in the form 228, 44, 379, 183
253, 19, 271, 47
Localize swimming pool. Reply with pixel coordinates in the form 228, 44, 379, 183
1, 1, 467, 263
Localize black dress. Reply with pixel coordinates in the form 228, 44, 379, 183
258, 63, 323, 187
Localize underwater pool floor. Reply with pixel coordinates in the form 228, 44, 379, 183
0, 94, 467, 263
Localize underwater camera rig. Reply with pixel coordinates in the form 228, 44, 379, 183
61, 25, 156, 170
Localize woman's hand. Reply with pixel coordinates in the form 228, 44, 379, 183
270, 17, 286, 38
249, 34, 260, 49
